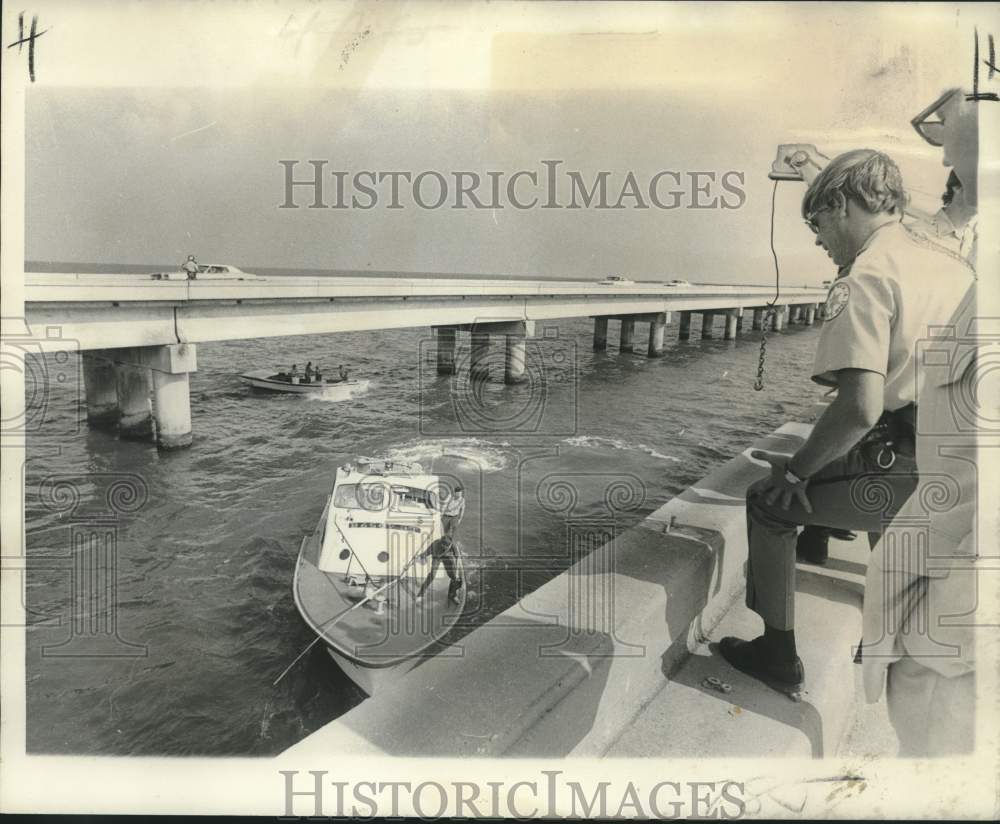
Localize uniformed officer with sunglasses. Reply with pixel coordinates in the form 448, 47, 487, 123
719, 149, 975, 696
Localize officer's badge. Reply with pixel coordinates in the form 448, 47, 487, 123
824, 281, 850, 320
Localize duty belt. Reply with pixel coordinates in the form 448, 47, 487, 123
857, 404, 916, 469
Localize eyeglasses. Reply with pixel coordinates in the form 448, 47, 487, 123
910, 88, 961, 147
804, 205, 832, 234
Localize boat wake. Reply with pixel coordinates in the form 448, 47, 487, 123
561, 434, 682, 463
301, 380, 373, 402
361, 438, 512, 474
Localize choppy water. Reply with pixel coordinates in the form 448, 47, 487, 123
24, 304, 822, 755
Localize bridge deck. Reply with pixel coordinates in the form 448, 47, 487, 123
22, 273, 826, 352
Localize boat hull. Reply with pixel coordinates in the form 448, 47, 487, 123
293, 502, 466, 696
325, 647, 424, 695
241, 370, 368, 396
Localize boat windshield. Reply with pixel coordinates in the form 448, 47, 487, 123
391, 485, 438, 512
333, 482, 386, 511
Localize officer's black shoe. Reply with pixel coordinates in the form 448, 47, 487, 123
796, 526, 830, 565
718, 636, 805, 695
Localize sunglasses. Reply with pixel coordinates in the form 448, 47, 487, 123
910, 88, 961, 147
804, 205, 832, 234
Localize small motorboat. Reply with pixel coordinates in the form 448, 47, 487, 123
293, 459, 466, 694
241, 369, 369, 396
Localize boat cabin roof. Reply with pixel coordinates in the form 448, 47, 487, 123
336, 471, 440, 490
336, 461, 439, 491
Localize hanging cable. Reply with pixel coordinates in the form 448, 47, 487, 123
754, 179, 782, 391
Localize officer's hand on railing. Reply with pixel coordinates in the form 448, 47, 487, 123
750, 450, 814, 514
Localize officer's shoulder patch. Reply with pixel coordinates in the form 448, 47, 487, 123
824, 281, 850, 320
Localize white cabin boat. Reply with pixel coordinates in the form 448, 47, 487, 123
293, 460, 466, 694
241, 370, 369, 397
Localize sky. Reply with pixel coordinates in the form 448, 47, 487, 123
22, 1, 980, 284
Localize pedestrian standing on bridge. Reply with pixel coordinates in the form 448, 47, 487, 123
718, 150, 974, 696
182, 254, 199, 279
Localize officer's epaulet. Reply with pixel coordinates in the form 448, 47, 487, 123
901, 224, 976, 273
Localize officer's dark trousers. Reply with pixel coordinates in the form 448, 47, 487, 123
745, 441, 917, 631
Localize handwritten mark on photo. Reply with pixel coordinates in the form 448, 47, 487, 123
6, 12, 48, 83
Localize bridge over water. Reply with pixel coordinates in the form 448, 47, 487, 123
23, 273, 827, 449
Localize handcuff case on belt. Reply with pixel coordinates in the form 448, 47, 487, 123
857, 404, 916, 470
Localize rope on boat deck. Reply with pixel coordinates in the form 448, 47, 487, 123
272, 545, 428, 688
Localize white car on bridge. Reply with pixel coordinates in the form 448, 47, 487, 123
151, 264, 262, 281
599, 275, 635, 285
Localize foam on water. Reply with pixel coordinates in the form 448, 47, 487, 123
562, 434, 682, 463
366, 438, 513, 474
301, 380, 373, 402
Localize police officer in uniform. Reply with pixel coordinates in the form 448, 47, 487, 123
719, 149, 975, 693
789, 89, 979, 567
859, 88, 982, 755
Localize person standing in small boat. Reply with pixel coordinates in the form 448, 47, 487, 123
441, 484, 465, 539
415, 535, 463, 604
305, 362, 314, 382
338, 365, 349, 382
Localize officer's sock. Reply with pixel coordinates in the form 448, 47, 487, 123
763, 624, 798, 663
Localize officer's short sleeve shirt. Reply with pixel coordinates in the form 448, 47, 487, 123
811, 222, 974, 412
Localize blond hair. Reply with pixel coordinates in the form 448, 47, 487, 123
802, 149, 907, 218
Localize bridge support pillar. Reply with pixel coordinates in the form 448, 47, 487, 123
701, 312, 715, 340
107, 344, 197, 449
724, 310, 738, 340
470, 332, 491, 380
115, 359, 154, 441
647, 313, 667, 358
792, 305, 803, 324
593, 317, 608, 351
735, 309, 744, 333
752, 308, 763, 330
450, 321, 534, 383
152, 370, 193, 450
436, 327, 457, 375
505, 335, 528, 384
773, 306, 786, 331
805, 305, 816, 326
146, 344, 197, 450
82, 351, 119, 430
620, 319, 636, 353
678, 311, 692, 341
